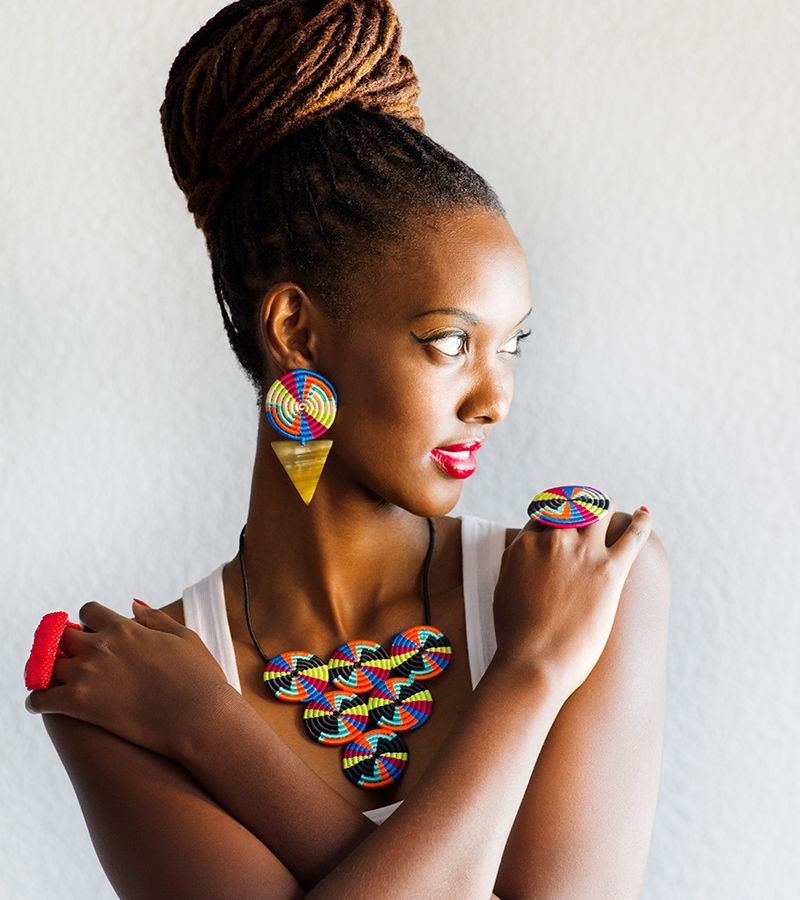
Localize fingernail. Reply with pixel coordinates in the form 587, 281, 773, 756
133, 598, 150, 608
639, 505, 650, 513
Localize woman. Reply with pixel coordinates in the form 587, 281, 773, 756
26, 1, 670, 897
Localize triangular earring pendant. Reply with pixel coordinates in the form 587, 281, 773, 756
271, 440, 333, 505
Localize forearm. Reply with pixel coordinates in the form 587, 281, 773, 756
41, 705, 502, 899
307, 657, 565, 899
181, 657, 567, 898
41, 713, 308, 899
179, 685, 377, 889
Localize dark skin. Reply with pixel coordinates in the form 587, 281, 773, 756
174, 207, 533, 814
29, 208, 670, 898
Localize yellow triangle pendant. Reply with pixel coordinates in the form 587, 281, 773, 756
271, 440, 333, 505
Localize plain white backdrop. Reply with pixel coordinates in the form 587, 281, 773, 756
3, 1, 798, 897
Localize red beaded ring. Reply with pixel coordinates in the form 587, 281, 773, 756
24, 611, 83, 691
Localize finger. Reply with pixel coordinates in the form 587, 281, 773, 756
523, 515, 551, 535
50, 655, 81, 685
131, 599, 186, 636
58, 624, 92, 656
79, 600, 128, 632
25, 684, 73, 716
584, 494, 618, 542
607, 507, 653, 567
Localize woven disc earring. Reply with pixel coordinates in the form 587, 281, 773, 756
264, 368, 338, 505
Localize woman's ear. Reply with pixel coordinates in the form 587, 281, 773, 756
258, 282, 321, 373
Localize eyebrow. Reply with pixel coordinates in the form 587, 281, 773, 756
412, 306, 533, 328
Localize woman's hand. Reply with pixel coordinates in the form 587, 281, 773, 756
493, 498, 653, 699
25, 601, 236, 761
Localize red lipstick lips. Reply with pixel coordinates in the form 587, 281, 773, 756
429, 440, 483, 479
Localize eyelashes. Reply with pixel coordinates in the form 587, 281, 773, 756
504, 329, 532, 357
412, 328, 532, 359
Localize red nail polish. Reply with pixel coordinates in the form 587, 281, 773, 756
639, 505, 650, 513
133, 598, 150, 608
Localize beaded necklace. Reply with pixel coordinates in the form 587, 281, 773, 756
237, 519, 453, 790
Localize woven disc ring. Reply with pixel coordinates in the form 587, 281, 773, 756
342, 728, 409, 789
328, 640, 393, 693
303, 690, 370, 745
264, 369, 337, 445
263, 651, 329, 702
527, 484, 611, 529
368, 676, 433, 732
389, 625, 452, 681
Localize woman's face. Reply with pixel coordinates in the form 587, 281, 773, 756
318, 207, 532, 517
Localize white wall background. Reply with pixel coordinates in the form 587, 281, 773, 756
3, 1, 797, 897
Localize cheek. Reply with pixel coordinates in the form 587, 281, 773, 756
323, 352, 468, 515
330, 352, 454, 472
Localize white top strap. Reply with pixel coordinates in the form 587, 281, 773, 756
182, 561, 242, 694
460, 515, 507, 688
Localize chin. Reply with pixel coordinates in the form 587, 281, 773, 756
384, 476, 465, 519
347, 455, 468, 518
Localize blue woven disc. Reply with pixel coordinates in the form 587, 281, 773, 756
527, 485, 611, 529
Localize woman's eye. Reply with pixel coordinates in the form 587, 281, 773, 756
499, 329, 532, 356
413, 327, 531, 359
428, 332, 468, 357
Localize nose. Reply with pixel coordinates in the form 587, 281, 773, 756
456, 363, 513, 425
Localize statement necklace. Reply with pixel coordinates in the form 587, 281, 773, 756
238, 519, 453, 790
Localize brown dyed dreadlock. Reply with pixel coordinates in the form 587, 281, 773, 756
161, 0, 505, 402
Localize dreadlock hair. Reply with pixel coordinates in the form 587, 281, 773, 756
160, 0, 506, 404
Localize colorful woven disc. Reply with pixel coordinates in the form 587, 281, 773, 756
368, 676, 433, 732
328, 640, 393, 693
303, 690, 370, 745
527, 485, 611, 529
264, 369, 337, 445
263, 651, 329, 702
24, 611, 83, 691
341, 728, 409, 789
389, 625, 452, 680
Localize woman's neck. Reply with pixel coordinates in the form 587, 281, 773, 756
231, 420, 437, 646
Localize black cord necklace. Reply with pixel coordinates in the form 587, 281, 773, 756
236, 517, 452, 790
239, 516, 436, 652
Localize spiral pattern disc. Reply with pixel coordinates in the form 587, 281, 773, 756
303, 690, 370, 745
263, 651, 329, 702
368, 677, 433, 732
527, 484, 611, 529
264, 369, 338, 444
328, 640, 393, 693
342, 728, 409, 789
389, 625, 452, 680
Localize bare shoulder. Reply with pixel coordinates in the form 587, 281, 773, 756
158, 598, 185, 626
606, 511, 670, 589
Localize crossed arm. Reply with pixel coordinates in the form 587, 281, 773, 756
41, 521, 670, 898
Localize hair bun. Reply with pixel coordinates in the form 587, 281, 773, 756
160, 0, 424, 234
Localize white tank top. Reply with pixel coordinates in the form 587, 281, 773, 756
181, 515, 507, 826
